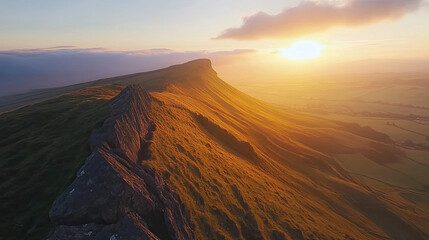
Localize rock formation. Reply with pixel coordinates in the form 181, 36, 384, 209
48, 85, 194, 240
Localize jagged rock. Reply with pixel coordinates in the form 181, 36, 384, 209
48, 85, 194, 240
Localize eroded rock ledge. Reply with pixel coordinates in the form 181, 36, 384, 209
48, 85, 194, 240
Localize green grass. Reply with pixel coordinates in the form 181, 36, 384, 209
312, 114, 429, 145
0, 84, 123, 240
334, 152, 429, 191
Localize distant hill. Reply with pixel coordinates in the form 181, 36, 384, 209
0, 59, 220, 113
1, 59, 427, 240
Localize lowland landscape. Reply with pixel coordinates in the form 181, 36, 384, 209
236, 73, 429, 191
1, 60, 428, 239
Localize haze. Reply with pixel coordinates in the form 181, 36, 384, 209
1, 0, 429, 95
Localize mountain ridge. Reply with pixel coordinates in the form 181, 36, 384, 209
49, 85, 194, 240
0, 59, 214, 113
1, 59, 427, 239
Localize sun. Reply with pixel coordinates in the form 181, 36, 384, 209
280, 40, 325, 60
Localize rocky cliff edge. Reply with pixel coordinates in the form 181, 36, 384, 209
48, 85, 194, 240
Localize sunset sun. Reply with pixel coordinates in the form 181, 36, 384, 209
280, 40, 325, 60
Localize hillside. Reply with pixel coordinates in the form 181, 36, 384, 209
1, 59, 428, 240
0, 85, 124, 239
144, 60, 428, 239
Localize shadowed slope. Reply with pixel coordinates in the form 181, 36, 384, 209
0, 85, 124, 239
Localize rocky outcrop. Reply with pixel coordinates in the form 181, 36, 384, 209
48, 85, 194, 240
193, 113, 260, 164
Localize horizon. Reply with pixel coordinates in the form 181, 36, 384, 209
1, 0, 429, 96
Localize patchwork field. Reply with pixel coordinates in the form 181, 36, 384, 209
234, 73, 429, 217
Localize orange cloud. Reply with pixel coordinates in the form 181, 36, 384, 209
215, 0, 421, 40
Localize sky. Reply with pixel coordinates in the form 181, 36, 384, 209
1, 0, 429, 95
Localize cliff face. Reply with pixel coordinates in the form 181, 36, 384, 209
48, 85, 194, 240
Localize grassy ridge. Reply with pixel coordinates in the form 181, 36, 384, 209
0, 85, 123, 239
147, 65, 428, 239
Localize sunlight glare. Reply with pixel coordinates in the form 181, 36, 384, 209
280, 40, 325, 60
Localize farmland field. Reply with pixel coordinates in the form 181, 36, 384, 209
234, 73, 429, 195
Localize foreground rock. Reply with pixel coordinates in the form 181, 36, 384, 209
48, 85, 194, 240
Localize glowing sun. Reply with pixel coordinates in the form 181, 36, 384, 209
280, 40, 325, 60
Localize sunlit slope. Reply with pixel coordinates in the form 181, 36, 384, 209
138, 60, 427, 239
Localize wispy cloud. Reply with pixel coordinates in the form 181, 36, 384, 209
215, 0, 422, 40
0, 47, 255, 96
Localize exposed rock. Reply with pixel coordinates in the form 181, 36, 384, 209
193, 113, 260, 164
48, 85, 194, 240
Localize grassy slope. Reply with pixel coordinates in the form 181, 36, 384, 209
144, 62, 428, 239
0, 85, 123, 239
0, 60, 193, 113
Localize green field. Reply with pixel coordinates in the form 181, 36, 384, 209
235, 73, 429, 195
334, 152, 429, 191
0, 85, 123, 239
312, 114, 429, 145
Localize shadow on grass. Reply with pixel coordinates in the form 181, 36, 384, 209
0, 85, 123, 240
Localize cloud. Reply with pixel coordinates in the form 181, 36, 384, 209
0, 47, 255, 96
215, 0, 421, 40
